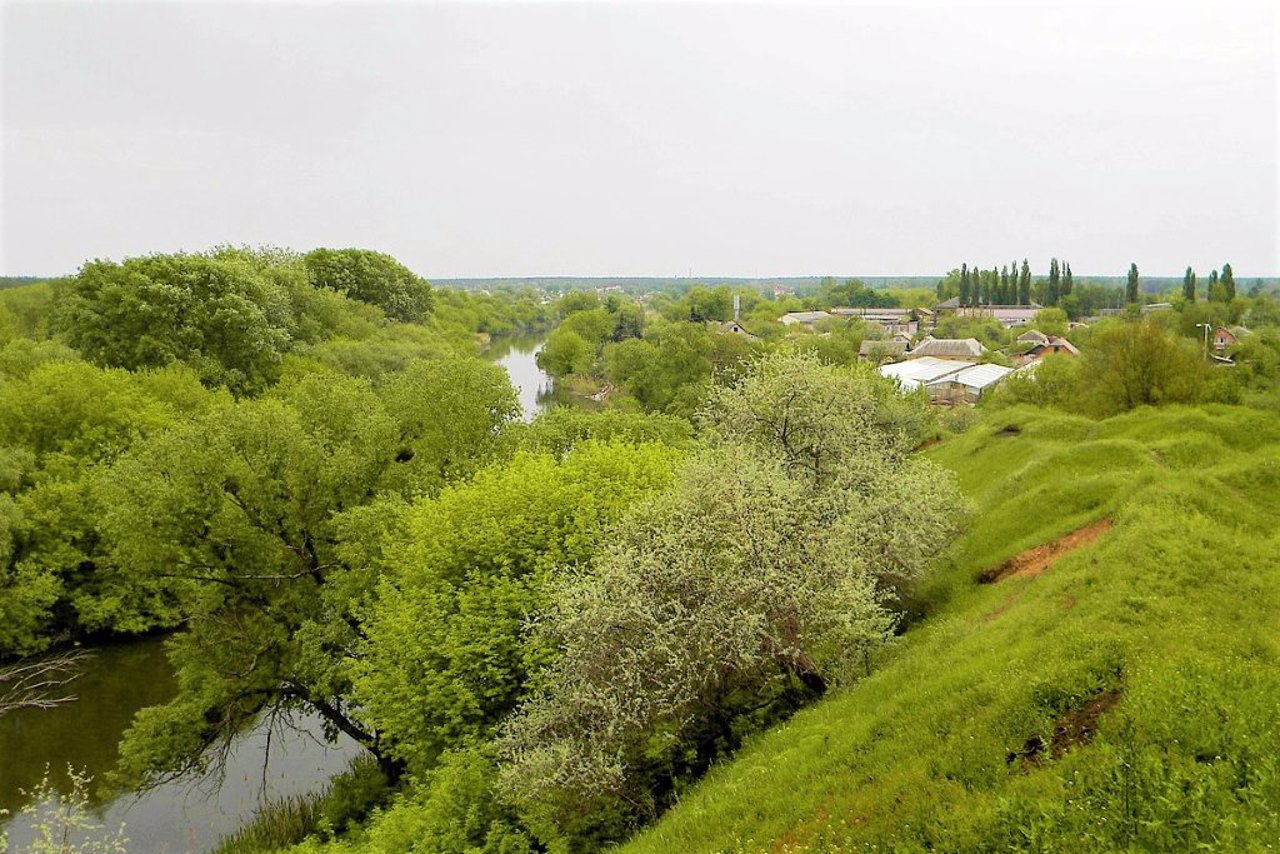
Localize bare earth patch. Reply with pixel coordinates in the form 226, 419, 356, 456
1008, 689, 1124, 768
979, 517, 1113, 584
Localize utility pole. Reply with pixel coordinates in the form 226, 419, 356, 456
1196, 322, 1211, 358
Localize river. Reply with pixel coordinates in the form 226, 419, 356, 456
0, 638, 360, 852
0, 342, 555, 851
486, 333, 559, 420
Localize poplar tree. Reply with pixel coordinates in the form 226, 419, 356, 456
1183, 267, 1197, 303
1222, 263, 1236, 301
1126, 263, 1140, 304
1019, 259, 1032, 305
1062, 262, 1073, 297
959, 263, 971, 307
1208, 269, 1222, 302
1048, 258, 1061, 306
1011, 260, 1020, 303
1001, 265, 1010, 304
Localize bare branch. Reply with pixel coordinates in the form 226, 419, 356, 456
0, 648, 93, 717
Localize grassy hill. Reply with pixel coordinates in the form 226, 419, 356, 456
622, 404, 1280, 852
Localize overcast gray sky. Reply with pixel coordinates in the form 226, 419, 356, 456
2, 0, 1277, 279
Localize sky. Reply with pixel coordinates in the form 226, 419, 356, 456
2, 0, 1277, 279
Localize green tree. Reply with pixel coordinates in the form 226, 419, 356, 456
303, 248, 433, 322
1183, 267, 1198, 303
1126, 263, 1140, 304
353, 441, 681, 777
99, 373, 412, 784
555, 291, 601, 319
377, 357, 520, 494
55, 253, 296, 394
1062, 261, 1073, 297
1079, 318, 1206, 416
1019, 259, 1032, 305
536, 329, 593, 378
1221, 263, 1236, 302
1208, 269, 1225, 302
1048, 258, 1061, 306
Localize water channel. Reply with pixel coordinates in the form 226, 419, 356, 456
0, 337, 556, 851
485, 332, 557, 420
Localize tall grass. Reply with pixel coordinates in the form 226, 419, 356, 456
213, 756, 389, 854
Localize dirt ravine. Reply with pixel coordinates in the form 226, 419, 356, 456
980, 517, 1113, 583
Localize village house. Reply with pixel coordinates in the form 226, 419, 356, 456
908, 336, 987, 360
1014, 329, 1080, 365
716, 319, 759, 341
779, 310, 832, 327
1212, 326, 1249, 355
830, 306, 930, 336
933, 298, 1042, 328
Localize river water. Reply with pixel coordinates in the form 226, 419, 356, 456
486, 333, 558, 421
0, 342, 554, 851
0, 638, 360, 852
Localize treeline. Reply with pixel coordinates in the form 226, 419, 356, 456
935, 258, 1260, 319
0, 246, 557, 660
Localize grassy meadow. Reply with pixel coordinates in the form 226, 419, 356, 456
622, 404, 1280, 852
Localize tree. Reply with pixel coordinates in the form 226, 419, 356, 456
377, 357, 520, 494
1048, 258, 1061, 306
1221, 263, 1236, 302
353, 442, 681, 778
99, 373, 408, 785
1062, 261, 1073, 297
1208, 269, 1225, 303
1126, 263, 1140, 304
1079, 318, 1206, 416
55, 253, 296, 394
536, 329, 593, 378
959, 264, 971, 307
302, 248, 433, 322
1019, 259, 1032, 305
498, 353, 960, 847
1183, 267, 1198, 303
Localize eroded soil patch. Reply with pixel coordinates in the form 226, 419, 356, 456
1008, 689, 1123, 767
979, 517, 1113, 584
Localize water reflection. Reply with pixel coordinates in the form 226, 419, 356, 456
0, 639, 359, 853
487, 334, 556, 422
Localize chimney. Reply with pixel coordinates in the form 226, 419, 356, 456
733, 294, 741, 322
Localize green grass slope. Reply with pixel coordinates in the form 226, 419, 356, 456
622, 404, 1280, 853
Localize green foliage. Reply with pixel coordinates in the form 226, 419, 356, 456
514, 407, 694, 458
0, 766, 128, 854
536, 328, 593, 377
1077, 318, 1206, 416
377, 357, 519, 495
1031, 307, 1069, 337
100, 373, 406, 784
354, 441, 681, 776
602, 321, 752, 417
56, 253, 298, 394
990, 319, 1210, 419
302, 249, 433, 322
